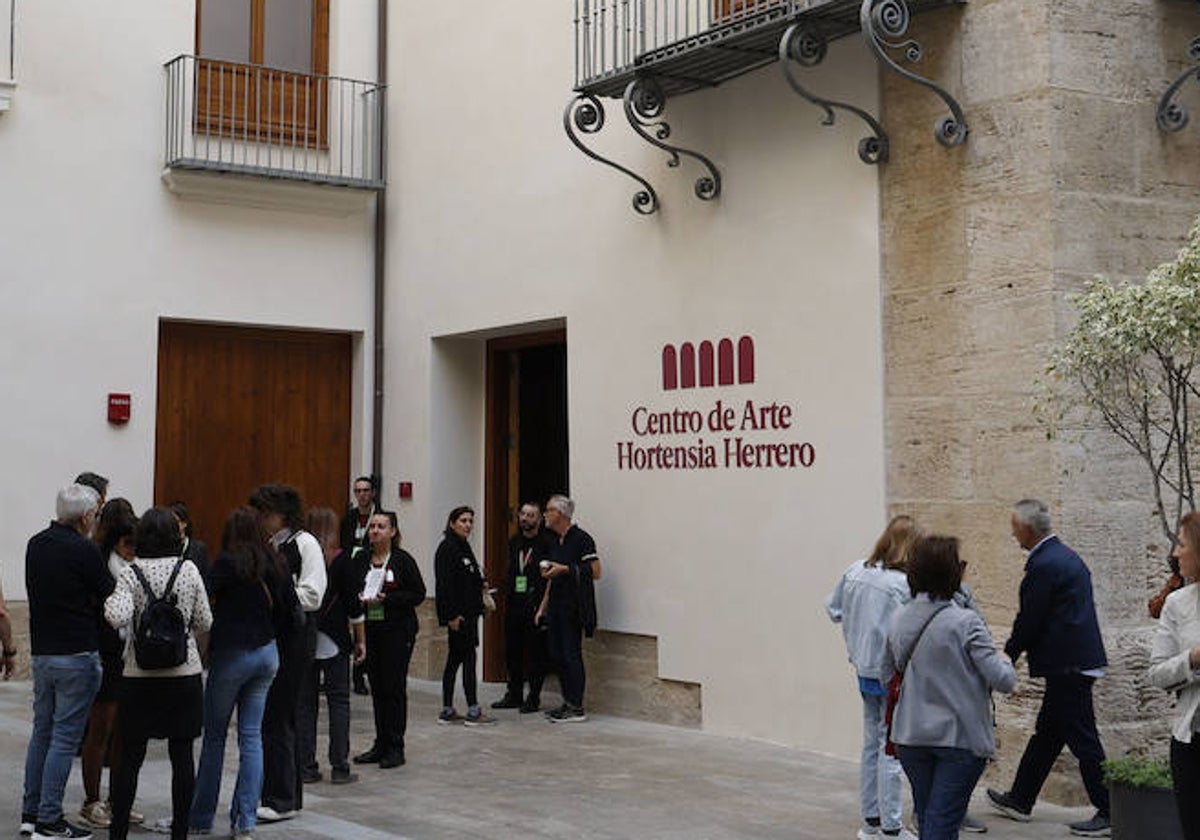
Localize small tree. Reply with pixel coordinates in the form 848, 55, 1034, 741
1044, 217, 1200, 545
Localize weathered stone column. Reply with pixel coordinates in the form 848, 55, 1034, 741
881, 0, 1200, 803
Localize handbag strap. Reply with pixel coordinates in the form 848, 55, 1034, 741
896, 603, 950, 673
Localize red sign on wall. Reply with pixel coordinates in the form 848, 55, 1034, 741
108, 393, 131, 425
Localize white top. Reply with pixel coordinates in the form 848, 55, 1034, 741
1150, 583, 1200, 742
104, 555, 213, 678
272, 528, 327, 612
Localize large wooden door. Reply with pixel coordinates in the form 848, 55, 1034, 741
483, 331, 568, 682
154, 321, 352, 555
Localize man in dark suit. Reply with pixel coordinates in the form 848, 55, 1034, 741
339, 476, 376, 694
987, 499, 1110, 838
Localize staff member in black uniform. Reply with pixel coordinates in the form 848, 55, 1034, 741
491, 502, 554, 713
352, 511, 425, 769
537, 494, 602, 724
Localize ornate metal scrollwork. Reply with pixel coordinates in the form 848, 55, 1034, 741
563, 93, 659, 215
1158, 36, 1200, 132
623, 77, 722, 201
860, 0, 967, 148
779, 23, 889, 164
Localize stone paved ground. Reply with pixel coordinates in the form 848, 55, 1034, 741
0, 679, 1100, 839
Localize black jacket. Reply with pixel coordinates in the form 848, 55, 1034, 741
435, 532, 483, 626
1004, 535, 1107, 676
506, 528, 554, 617
318, 549, 366, 652
26, 521, 113, 655
352, 546, 425, 636
339, 505, 375, 552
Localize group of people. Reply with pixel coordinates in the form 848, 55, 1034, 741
828, 499, 1112, 840
19, 472, 603, 840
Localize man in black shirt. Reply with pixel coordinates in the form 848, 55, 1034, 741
492, 502, 554, 713
537, 495, 602, 723
339, 476, 376, 696
22, 484, 112, 840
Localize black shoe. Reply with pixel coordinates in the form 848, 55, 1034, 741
33, 819, 93, 840
491, 693, 522, 709
329, 767, 359, 784
20, 814, 36, 836
353, 684, 370, 696
1068, 812, 1111, 837
353, 747, 382, 764
986, 789, 1031, 823
301, 769, 322, 783
519, 697, 542, 714
378, 752, 406, 769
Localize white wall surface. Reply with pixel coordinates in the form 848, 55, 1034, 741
0, 0, 377, 597
386, 4, 887, 757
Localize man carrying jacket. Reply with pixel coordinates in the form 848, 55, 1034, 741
987, 499, 1111, 838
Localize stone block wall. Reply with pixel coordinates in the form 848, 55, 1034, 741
880, 0, 1200, 803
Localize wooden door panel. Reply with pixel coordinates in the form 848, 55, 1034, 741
155, 322, 351, 556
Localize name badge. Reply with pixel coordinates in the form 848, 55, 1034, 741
515, 575, 528, 594
367, 602, 385, 622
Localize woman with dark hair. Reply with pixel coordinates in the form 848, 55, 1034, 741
298, 507, 365, 784
188, 507, 296, 839
351, 511, 425, 768
169, 501, 210, 583
104, 507, 213, 840
434, 505, 495, 726
1149, 511, 1200, 840
78, 502, 141, 830
885, 536, 1016, 840
825, 516, 919, 840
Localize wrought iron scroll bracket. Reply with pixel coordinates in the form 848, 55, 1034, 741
860, 0, 968, 148
623, 77, 722, 202
779, 23, 889, 164
1158, 36, 1200, 132
564, 93, 659, 215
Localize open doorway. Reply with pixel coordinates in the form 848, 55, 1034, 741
482, 329, 568, 681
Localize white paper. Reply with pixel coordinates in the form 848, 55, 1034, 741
362, 567, 386, 601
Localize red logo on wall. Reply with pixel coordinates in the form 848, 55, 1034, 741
661, 336, 755, 390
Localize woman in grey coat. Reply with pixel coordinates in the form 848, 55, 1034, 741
885, 536, 1016, 840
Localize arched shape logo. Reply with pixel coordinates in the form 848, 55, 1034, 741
662, 335, 755, 390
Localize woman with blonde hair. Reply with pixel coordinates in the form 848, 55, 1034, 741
826, 516, 920, 840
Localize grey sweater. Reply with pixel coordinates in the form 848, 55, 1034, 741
885, 595, 1016, 758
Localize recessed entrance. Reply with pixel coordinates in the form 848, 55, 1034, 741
154, 320, 353, 553
482, 330, 568, 682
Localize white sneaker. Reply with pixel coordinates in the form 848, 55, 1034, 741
857, 829, 881, 840
254, 807, 296, 823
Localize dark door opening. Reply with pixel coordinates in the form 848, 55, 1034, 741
483, 330, 568, 682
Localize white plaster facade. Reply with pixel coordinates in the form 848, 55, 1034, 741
0, 0, 378, 597
1, 0, 891, 759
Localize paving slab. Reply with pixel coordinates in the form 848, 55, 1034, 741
0, 679, 1099, 839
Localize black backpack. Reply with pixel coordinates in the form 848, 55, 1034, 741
130, 559, 188, 670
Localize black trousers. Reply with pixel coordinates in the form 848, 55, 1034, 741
546, 610, 585, 708
298, 650, 352, 774
1171, 738, 1200, 840
261, 616, 317, 814
365, 625, 413, 756
109, 735, 193, 840
505, 607, 547, 701
1009, 673, 1109, 816
442, 622, 478, 709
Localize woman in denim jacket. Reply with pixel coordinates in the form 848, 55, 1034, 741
826, 516, 919, 840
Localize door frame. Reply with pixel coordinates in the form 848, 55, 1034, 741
482, 328, 567, 682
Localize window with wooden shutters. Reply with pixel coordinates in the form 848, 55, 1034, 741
195, 0, 330, 148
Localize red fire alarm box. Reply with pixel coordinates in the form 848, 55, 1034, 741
398, 481, 413, 500
108, 393, 131, 425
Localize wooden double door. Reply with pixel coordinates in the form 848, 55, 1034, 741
154, 321, 352, 555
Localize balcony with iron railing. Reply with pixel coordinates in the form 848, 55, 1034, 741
163, 54, 384, 197
566, 0, 967, 214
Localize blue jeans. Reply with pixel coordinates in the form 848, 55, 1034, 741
897, 745, 987, 840
190, 642, 279, 833
860, 692, 904, 831
23, 652, 102, 822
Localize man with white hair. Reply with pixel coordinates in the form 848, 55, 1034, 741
987, 499, 1110, 838
537, 495, 602, 723
21, 484, 113, 840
